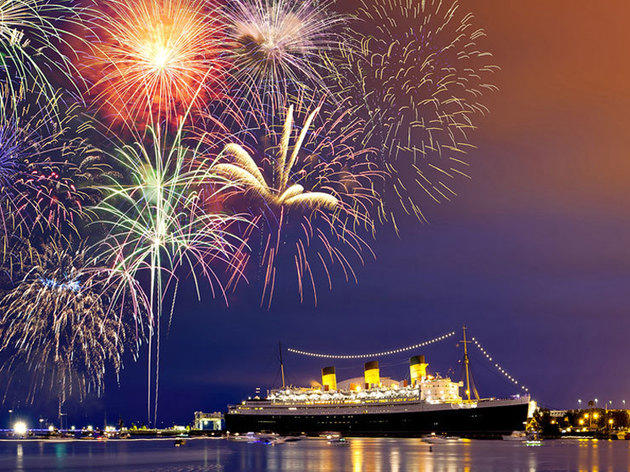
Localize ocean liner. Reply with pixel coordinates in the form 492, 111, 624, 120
225, 328, 536, 437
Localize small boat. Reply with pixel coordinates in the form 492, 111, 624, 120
503, 431, 541, 443
229, 432, 258, 442
257, 434, 285, 445
422, 433, 449, 444
174, 439, 187, 447
327, 437, 348, 446
230, 432, 286, 445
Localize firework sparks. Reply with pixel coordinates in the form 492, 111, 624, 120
84, 0, 229, 127
95, 124, 248, 425
0, 86, 108, 253
215, 107, 336, 210
0, 0, 88, 101
0, 239, 144, 404
330, 0, 498, 226
224, 0, 344, 105
213, 95, 379, 307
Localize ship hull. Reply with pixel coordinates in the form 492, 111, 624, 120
225, 400, 531, 438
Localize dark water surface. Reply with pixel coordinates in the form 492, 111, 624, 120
0, 437, 627, 471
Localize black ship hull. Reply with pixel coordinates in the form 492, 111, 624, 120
226, 401, 530, 438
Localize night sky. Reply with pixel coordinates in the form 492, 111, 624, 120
8, 0, 630, 427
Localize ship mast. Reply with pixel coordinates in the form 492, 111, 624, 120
461, 325, 479, 401
461, 326, 474, 402
279, 341, 286, 388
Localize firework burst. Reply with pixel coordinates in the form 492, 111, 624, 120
0, 239, 144, 404
0, 86, 109, 253
95, 124, 248, 425
212, 94, 379, 307
0, 0, 88, 101
83, 0, 230, 127
224, 0, 344, 106
330, 0, 498, 226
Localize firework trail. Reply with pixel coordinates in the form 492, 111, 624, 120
0, 86, 109, 255
82, 0, 230, 128
0, 239, 145, 405
329, 0, 498, 227
212, 94, 379, 307
224, 0, 344, 108
0, 0, 89, 102
95, 123, 248, 425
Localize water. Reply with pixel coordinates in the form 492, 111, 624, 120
0, 438, 628, 472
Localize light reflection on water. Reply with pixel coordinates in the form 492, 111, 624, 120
0, 438, 628, 471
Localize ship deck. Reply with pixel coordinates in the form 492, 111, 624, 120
228, 396, 529, 416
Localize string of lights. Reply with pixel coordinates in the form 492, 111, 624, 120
287, 331, 456, 359
470, 337, 529, 393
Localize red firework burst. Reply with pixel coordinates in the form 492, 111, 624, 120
82, 0, 230, 127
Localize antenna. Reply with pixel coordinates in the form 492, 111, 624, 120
278, 341, 286, 388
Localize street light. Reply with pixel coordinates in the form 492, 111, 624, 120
13, 421, 27, 436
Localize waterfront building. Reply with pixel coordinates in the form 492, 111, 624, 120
194, 412, 224, 431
